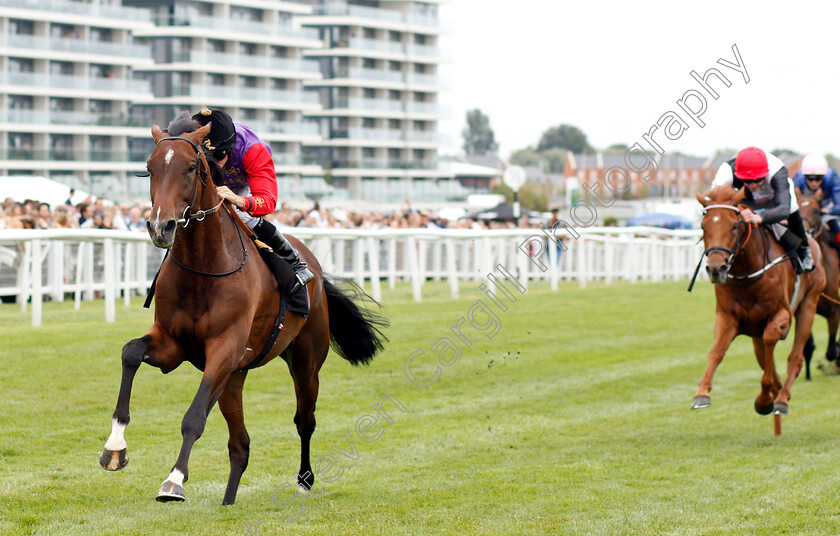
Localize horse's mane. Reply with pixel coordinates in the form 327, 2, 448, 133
166, 112, 200, 137
704, 185, 741, 205
162, 112, 223, 183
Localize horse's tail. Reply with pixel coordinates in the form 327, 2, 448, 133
324, 278, 388, 366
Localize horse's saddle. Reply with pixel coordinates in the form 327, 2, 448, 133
256, 244, 309, 317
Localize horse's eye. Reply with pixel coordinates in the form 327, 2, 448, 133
188, 163, 196, 172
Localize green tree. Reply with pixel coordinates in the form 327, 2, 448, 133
541, 147, 567, 173
509, 147, 544, 168
491, 182, 548, 212
462, 109, 497, 155
605, 143, 629, 154
536, 124, 592, 153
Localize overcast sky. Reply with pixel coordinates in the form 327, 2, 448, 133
439, 0, 840, 160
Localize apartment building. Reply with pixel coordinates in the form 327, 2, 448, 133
0, 0, 155, 199
299, 0, 460, 202
0, 0, 457, 203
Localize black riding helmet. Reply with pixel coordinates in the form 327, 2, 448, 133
191, 108, 236, 158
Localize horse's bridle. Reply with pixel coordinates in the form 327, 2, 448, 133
799, 199, 823, 238
701, 204, 752, 270
149, 135, 248, 278
154, 135, 224, 229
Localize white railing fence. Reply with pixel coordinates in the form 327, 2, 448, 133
0, 227, 705, 326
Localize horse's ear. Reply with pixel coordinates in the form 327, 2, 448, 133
696, 191, 710, 206
734, 187, 747, 204
192, 123, 212, 145
795, 186, 803, 198
152, 124, 165, 144
815, 188, 824, 201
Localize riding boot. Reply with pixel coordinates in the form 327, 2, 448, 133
778, 229, 804, 275
253, 219, 314, 293
788, 211, 815, 272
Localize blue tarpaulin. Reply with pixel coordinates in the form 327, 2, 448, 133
626, 212, 694, 229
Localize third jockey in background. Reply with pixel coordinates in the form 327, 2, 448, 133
712, 146, 815, 274
793, 153, 840, 253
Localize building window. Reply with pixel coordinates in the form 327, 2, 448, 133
90, 64, 113, 78
239, 75, 257, 88
209, 73, 226, 86
207, 39, 226, 53
389, 31, 401, 42
240, 108, 257, 120
388, 90, 401, 101
363, 88, 376, 99
362, 58, 376, 69
50, 98, 74, 112
414, 34, 427, 45
90, 27, 113, 42
271, 46, 289, 58
9, 57, 34, 73
9, 95, 33, 109
239, 42, 257, 56
230, 6, 262, 22
389, 119, 401, 130
363, 27, 376, 39
9, 19, 34, 35
414, 63, 426, 73
50, 61, 74, 76
89, 100, 112, 114
363, 147, 375, 158
362, 117, 376, 128
51, 23, 80, 40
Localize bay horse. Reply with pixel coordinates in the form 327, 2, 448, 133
99, 122, 387, 505
692, 186, 825, 416
797, 188, 840, 379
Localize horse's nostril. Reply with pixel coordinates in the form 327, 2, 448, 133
146, 220, 152, 233
164, 220, 177, 235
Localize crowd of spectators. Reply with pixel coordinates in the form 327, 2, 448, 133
2, 195, 546, 232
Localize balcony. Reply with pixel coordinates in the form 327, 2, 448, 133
174, 51, 320, 74
1, 72, 152, 95
0, 148, 157, 162
312, 3, 449, 30
0, 34, 152, 59
331, 159, 438, 170
154, 14, 319, 40
2, 109, 150, 127
1, 0, 151, 23
329, 128, 449, 144
248, 121, 321, 136
171, 85, 319, 105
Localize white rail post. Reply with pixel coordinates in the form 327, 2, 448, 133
445, 238, 459, 298
104, 238, 115, 323
353, 237, 365, 289
417, 238, 427, 287
517, 236, 529, 291
31, 239, 42, 327
367, 237, 381, 302
123, 241, 133, 306
577, 236, 587, 289
548, 236, 559, 290
604, 236, 615, 285
406, 236, 422, 302
432, 239, 443, 281
387, 238, 397, 289
18, 241, 31, 312
83, 241, 95, 301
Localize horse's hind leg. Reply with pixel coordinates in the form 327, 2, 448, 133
803, 333, 816, 381
756, 309, 790, 415
753, 336, 781, 415
219, 370, 250, 506
825, 310, 840, 362
287, 328, 329, 492
100, 325, 182, 471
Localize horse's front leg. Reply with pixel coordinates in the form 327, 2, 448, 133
755, 308, 790, 415
692, 311, 737, 409
100, 324, 183, 471
156, 336, 242, 502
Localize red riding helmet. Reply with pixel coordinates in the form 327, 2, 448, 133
734, 146, 769, 181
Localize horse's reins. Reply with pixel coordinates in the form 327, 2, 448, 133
798, 201, 840, 305
687, 203, 794, 291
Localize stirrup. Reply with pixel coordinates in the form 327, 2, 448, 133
290, 267, 314, 293
800, 249, 815, 272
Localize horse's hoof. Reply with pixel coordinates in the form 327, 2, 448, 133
155, 480, 186, 502
773, 402, 789, 415
99, 448, 128, 471
690, 395, 711, 409
754, 399, 773, 415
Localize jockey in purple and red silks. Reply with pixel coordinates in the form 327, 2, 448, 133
189, 108, 313, 292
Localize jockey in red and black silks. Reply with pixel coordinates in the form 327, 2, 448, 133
711, 146, 815, 274
190, 108, 314, 291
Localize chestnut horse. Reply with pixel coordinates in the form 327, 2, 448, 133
692, 186, 825, 415
99, 122, 387, 505
797, 188, 840, 379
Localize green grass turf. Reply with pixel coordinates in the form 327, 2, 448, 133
2, 279, 840, 535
